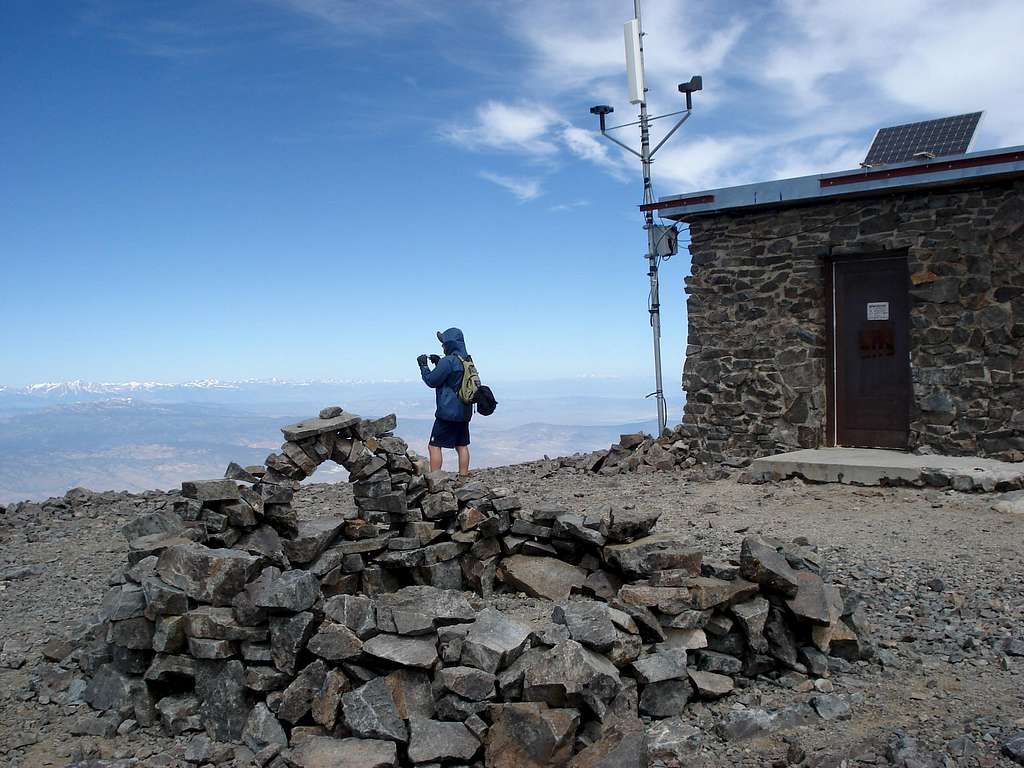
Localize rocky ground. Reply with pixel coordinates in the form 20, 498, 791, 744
1, 460, 1022, 768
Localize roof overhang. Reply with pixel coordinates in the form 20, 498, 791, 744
649, 145, 1024, 221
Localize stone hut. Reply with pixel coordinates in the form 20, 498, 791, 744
652, 145, 1024, 463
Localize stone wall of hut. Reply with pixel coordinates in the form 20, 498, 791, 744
679, 179, 1024, 462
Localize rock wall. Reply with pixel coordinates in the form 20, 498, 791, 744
680, 179, 1024, 462
74, 407, 871, 767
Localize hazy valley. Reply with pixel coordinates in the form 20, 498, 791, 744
0, 378, 681, 502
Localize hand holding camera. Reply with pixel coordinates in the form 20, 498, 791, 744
416, 354, 429, 367
429, 354, 441, 365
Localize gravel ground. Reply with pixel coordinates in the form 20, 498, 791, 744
1, 460, 1022, 767
480, 461, 1024, 767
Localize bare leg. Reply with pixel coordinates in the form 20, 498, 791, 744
428, 445, 443, 472
456, 445, 470, 476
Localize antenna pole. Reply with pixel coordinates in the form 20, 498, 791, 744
589, 1, 702, 439
635, 0, 668, 437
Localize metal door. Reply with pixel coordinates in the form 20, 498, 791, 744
832, 255, 911, 449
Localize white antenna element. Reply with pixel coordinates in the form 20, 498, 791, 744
624, 18, 644, 105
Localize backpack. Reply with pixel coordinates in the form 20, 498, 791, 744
455, 355, 480, 405
455, 355, 498, 416
474, 384, 498, 416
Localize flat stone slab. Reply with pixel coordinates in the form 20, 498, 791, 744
375, 586, 476, 631
181, 480, 240, 502
288, 736, 398, 767
687, 669, 734, 698
362, 633, 439, 669
632, 649, 688, 684
749, 448, 1024, 490
993, 490, 1024, 514
407, 717, 480, 763
281, 413, 361, 441
496, 555, 587, 602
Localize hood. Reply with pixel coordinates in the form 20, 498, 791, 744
437, 327, 468, 357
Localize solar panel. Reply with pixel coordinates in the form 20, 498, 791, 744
863, 112, 983, 166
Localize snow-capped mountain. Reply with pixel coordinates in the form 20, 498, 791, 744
21, 379, 238, 396
0, 378, 418, 405
1, 375, 650, 405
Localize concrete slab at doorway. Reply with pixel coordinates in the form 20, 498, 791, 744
749, 448, 1024, 491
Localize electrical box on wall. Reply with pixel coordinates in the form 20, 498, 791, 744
653, 225, 678, 257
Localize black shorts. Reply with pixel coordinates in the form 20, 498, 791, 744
429, 418, 470, 448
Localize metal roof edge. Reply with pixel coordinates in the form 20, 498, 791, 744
651, 144, 1024, 221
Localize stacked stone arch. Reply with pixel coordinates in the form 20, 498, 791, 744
78, 406, 873, 766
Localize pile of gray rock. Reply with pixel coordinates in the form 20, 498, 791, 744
72, 407, 871, 767
583, 426, 711, 475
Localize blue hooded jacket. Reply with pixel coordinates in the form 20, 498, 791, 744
419, 327, 473, 423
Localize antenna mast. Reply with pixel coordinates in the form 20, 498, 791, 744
634, 0, 666, 437
589, 0, 702, 438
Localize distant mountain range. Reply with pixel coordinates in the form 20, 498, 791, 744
7, 379, 246, 395
0, 378, 683, 503
0, 378, 418, 411
0, 376, 678, 409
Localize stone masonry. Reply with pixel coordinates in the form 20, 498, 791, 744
72, 407, 871, 767
680, 179, 1024, 463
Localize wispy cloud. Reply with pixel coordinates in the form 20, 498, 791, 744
84, 0, 457, 59
651, 131, 867, 193
762, 0, 1024, 146
445, 102, 632, 182
548, 200, 590, 213
560, 126, 624, 177
256, 0, 1024, 192
440, 0, 752, 188
268, 0, 451, 35
443, 0, 1024, 192
478, 171, 543, 202
444, 101, 561, 156
497, 1, 745, 97
77, 1, 233, 59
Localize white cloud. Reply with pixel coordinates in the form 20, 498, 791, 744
503, 0, 746, 100
653, 132, 871, 193
277, 0, 1024, 192
444, 101, 560, 155
478, 171, 543, 202
876, 4, 1024, 145
766, 138, 866, 184
654, 136, 748, 191
762, 0, 1024, 144
560, 126, 623, 175
441, 1, 755, 188
548, 200, 590, 213
270, 0, 449, 33
450, 0, 1024, 192
446, 102, 630, 179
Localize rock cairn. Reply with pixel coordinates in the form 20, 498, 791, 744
584, 429, 1024, 492
75, 407, 871, 767
584, 426, 717, 475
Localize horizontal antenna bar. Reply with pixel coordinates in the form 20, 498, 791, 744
604, 108, 690, 132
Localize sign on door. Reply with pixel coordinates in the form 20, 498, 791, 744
866, 302, 890, 321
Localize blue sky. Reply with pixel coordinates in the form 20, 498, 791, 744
2, 0, 1022, 389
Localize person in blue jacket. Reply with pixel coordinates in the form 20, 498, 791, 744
417, 327, 473, 475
